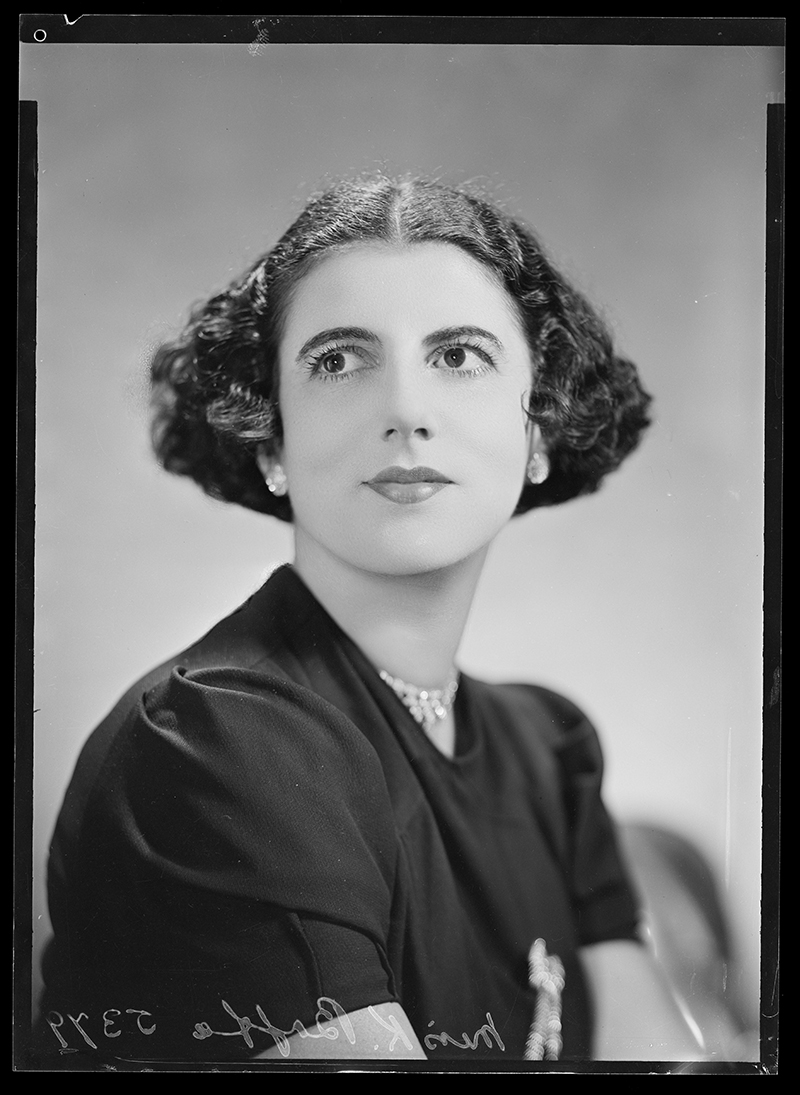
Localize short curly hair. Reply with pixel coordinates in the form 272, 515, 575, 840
150, 176, 651, 522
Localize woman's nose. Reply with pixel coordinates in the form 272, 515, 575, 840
380, 359, 436, 440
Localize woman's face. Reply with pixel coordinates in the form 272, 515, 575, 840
276, 242, 535, 579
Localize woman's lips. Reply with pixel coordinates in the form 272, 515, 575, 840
365, 466, 452, 504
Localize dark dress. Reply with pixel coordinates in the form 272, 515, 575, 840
40, 565, 640, 1063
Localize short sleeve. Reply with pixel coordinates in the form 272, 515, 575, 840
44, 666, 399, 1060
525, 687, 643, 947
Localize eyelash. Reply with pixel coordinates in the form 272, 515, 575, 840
305, 340, 497, 383
305, 343, 372, 382
432, 340, 496, 378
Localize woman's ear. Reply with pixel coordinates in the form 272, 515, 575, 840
525, 425, 550, 486
255, 443, 272, 479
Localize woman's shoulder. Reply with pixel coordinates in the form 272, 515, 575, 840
54, 636, 397, 926
465, 675, 603, 756
77, 565, 355, 767
81, 660, 387, 819
460, 677, 610, 807
63, 567, 393, 854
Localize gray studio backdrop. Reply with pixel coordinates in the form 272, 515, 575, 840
23, 42, 781, 1034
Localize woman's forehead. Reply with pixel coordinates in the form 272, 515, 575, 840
281, 241, 524, 343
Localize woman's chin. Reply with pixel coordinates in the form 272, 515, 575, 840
290, 486, 521, 581
305, 526, 499, 581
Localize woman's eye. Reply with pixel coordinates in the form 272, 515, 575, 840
309, 347, 366, 379
434, 344, 493, 375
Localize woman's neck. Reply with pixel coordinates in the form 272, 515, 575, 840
292, 535, 488, 691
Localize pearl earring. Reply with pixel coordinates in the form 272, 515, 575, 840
526, 452, 550, 486
263, 461, 288, 497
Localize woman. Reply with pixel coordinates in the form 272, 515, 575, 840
41, 176, 702, 1064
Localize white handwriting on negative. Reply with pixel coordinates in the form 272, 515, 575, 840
46, 1009, 155, 1052
194, 997, 411, 1056
424, 1012, 505, 1052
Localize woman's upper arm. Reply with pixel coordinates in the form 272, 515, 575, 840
579, 940, 705, 1061
45, 667, 402, 1061
254, 1001, 426, 1060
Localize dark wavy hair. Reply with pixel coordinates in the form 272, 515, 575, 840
150, 176, 651, 522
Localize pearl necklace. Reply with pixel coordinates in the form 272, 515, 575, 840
378, 669, 459, 734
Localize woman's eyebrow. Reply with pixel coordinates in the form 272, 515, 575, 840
295, 324, 507, 364
423, 326, 506, 354
295, 327, 378, 363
